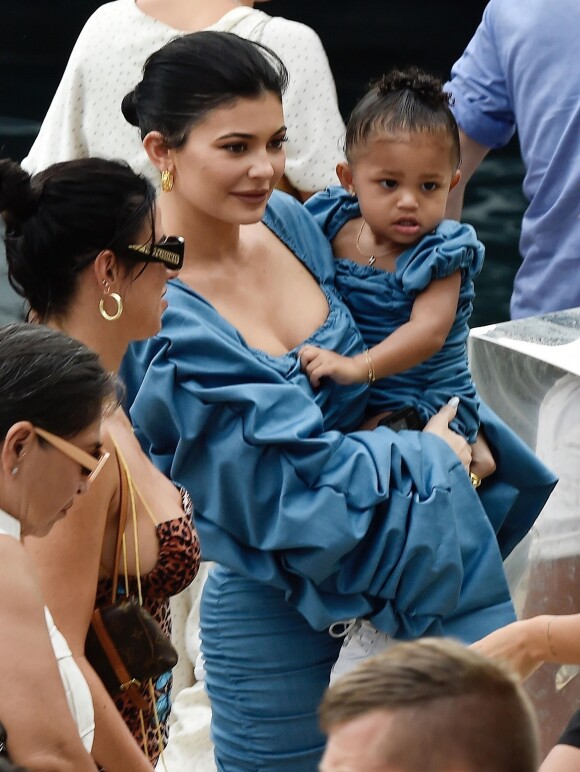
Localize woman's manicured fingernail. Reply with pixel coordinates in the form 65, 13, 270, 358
447, 396, 460, 408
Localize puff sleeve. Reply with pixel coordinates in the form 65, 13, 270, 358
397, 220, 485, 294
123, 286, 515, 642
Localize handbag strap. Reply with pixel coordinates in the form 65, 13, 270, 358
91, 608, 148, 711
110, 444, 130, 603
110, 437, 159, 605
101, 436, 169, 762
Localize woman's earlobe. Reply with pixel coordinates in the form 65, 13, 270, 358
143, 131, 172, 171
1, 422, 33, 476
93, 250, 119, 289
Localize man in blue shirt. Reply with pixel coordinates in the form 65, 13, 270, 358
445, 0, 580, 320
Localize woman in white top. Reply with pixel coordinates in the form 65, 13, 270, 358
0, 323, 116, 771
23, 0, 345, 199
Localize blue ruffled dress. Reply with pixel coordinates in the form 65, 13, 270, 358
306, 186, 484, 441
122, 192, 556, 771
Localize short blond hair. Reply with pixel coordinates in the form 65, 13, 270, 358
320, 638, 539, 772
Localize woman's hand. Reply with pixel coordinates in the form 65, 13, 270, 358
471, 618, 546, 680
423, 398, 472, 471
470, 430, 496, 481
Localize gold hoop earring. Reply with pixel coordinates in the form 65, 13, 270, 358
161, 169, 174, 193
99, 292, 123, 321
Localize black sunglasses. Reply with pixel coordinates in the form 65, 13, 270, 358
127, 235, 185, 270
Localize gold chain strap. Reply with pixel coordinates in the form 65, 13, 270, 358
109, 436, 167, 764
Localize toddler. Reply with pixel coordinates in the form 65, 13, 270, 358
303, 67, 485, 677
303, 67, 483, 444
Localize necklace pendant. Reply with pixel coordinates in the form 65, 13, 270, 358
368, 255, 376, 266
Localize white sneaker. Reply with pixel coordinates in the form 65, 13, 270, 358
330, 620, 393, 682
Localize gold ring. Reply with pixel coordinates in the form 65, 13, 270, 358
469, 472, 482, 489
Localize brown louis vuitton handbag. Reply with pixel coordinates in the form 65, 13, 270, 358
85, 441, 178, 713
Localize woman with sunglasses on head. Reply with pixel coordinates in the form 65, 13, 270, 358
120, 32, 555, 770
0, 157, 200, 770
0, 322, 116, 771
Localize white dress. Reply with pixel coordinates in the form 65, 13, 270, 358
23, 2, 345, 193
0, 509, 95, 752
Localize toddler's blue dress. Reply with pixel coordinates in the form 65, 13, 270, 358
306, 186, 484, 441
122, 192, 556, 771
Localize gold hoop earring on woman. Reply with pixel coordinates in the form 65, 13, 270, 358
99, 292, 123, 321
161, 169, 174, 193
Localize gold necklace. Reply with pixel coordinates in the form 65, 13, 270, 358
356, 220, 399, 266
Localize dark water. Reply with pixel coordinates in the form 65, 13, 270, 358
464, 155, 527, 328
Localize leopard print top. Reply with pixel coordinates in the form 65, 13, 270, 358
95, 488, 200, 765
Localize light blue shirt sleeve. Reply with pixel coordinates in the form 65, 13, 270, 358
445, 0, 516, 149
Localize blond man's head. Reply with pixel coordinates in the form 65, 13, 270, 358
319, 638, 539, 772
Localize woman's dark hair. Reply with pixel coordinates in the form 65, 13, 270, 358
345, 66, 460, 167
122, 31, 289, 148
0, 720, 29, 771
0, 323, 116, 440
0, 157, 156, 320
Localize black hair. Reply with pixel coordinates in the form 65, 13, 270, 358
0, 323, 116, 440
0, 720, 29, 771
0, 157, 156, 321
122, 30, 289, 148
345, 67, 460, 167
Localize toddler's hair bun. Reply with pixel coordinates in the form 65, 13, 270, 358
0, 159, 41, 229
121, 89, 140, 127
376, 67, 451, 109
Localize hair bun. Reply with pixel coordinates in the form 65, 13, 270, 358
376, 67, 450, 109
0, 159, 41, 229
121, 90, 140, 127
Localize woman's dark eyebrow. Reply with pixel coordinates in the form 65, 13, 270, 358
217, 126, 287, 141
218, 132, 254, 140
